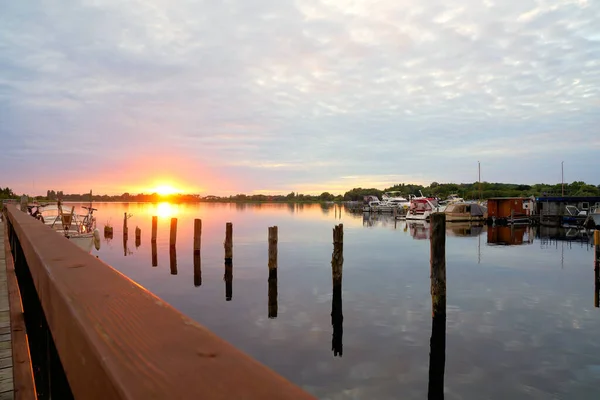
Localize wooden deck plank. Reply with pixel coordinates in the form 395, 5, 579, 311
0, 223, 12, 400
3, 220, 36, 399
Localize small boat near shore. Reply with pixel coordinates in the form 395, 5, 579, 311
444, 202, 488, 223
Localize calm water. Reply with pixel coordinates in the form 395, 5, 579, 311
84, 202, 599, 399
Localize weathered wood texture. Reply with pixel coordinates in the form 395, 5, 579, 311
430, 213, 446, 317
3, 221, 36, 400
123, 213, 128, 237
193, 253, 201, 287
5, 206, 315, 400
193, 219, 202, 254
224, 223, 233, 261
268, 227, 278, 272
151, 241, 157, 267
332, 224, 343, 282
151, 216, 157, 242
169, 218, 177, 247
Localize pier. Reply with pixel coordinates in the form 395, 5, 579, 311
2, 205, 315, 399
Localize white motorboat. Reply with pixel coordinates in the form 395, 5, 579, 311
406, 197, 442, 221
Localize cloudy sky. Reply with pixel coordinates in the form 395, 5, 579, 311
1, 0, 599, 196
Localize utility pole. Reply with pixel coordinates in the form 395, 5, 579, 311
561, 161, 564, 197
478, 161, 482, 201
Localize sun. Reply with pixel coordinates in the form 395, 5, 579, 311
153, 185, 179, 196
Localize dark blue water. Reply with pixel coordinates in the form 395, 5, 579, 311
89, 202, 599, 399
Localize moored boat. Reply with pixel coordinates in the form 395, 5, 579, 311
444, 202, 488, 222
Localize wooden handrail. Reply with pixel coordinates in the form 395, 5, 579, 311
6, 205, 314, 399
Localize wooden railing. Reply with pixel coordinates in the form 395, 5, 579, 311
5, 205, 315, 400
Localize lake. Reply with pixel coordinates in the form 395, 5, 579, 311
85, 202, 599, 399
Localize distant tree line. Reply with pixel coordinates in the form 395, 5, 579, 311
2, 181, 600, 205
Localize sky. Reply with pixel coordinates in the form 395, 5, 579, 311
1, 0, 599, 196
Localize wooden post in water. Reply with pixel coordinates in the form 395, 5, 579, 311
123, 212, 128, 237
331, 223, 344, 357
151, 216, 157, 242
170, 218, 177, 247
194, 253, 201, 287
594, 231, 600, 308
135, 226, 141, 248
193, 219, 202, 254
151, 241, 158, 267
428, 212, 446, 400
170, 246, 177, 275
268, 226, 278, 318
224, 222, 233, 262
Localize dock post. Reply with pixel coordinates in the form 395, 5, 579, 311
268, 226, 278, 318
224, 222, 233, 262
428, 212, 446, 399
595, 231, 599, 308
151, 216, 157, 242
170, 218, 177, 247
224, 261, 233, 301
123, 212, 128, 237
331, 223, 344, 357
193, 219, 202, 254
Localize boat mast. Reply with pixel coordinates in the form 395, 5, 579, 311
478, 161, 482, 202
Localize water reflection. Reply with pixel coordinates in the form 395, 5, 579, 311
446, 223, 484, 237
194, 253, 201, 287
169, 246, 177, 275
151, 241, 157, 267
408, 221, 430, 240
224, 261, 233, 301
331, 282, 343, 357
268, 270, 277, 318
487, 226, 533, 246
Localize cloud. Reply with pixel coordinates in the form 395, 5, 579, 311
1, 0, 599, 194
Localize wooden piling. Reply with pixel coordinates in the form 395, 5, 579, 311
194, 253, 201, 287
594, 231, 599, 308
170, 245, 177, 275
332, 224, 343, 283
268, 274, 278, 319
123, 212, 128, 237
428, 212, 446, 400
268, 226, 278, 279
170, 218, 177, 247
151, 241, 158, 267
123, 234, 128, 257
224, 222, 233, 262
151, 216, 157, 242
104, 226, 113, 239
193, 219, 202, 254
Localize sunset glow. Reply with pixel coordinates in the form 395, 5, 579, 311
152, 185, 180, 196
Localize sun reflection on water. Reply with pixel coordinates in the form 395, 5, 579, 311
156, 202, 177, 219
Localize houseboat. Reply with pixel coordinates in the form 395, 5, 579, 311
487, 197, 534, 225
444, 202, 487, 222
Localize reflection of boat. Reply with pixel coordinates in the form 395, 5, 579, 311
444, 202, 487, 222
408, 221, 430, 240
487, 226, 532, 246
446, 223, 485, 237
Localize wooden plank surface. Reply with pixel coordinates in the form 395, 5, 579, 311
6, 206, 315, 400
3, 220, 36, 399
0, 223, 14, 400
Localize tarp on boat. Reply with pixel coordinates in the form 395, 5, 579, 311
445, 203, 487, 217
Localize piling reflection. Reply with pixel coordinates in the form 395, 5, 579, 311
224, 261, 233, 301
331, 280, 343, 357
268, 269, 278, 318
135, 235, 141, 249
169, 246, 177, 275
151, 241, 157, 267
331, 224, 344, 357
193, 253, 201, 287
428, 307, 446, 399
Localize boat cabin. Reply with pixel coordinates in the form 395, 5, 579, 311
444, 202, 487, 222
